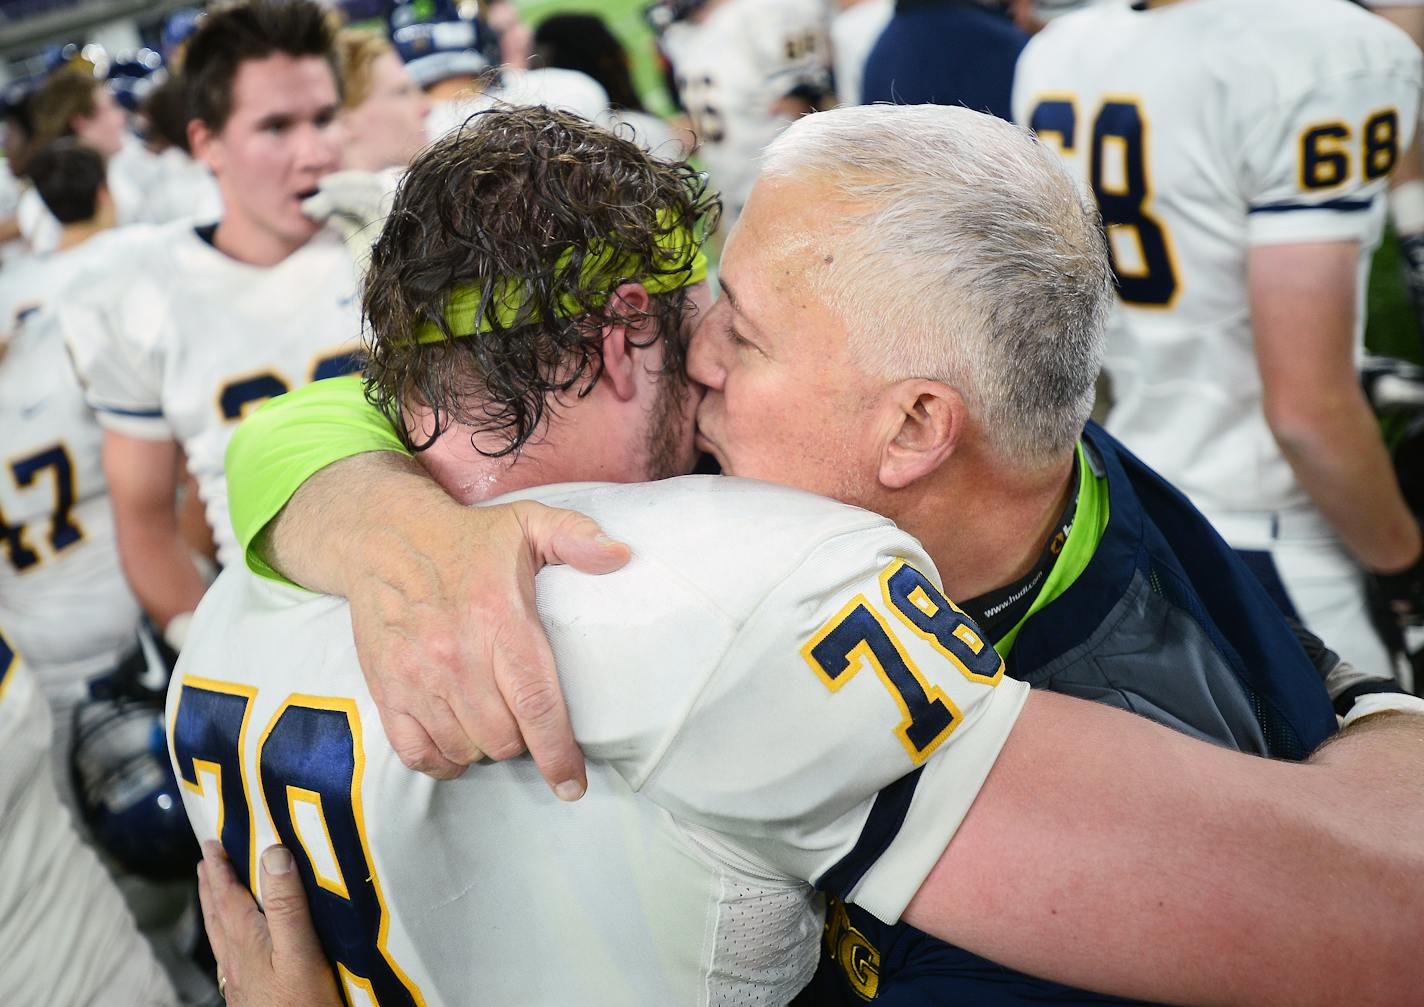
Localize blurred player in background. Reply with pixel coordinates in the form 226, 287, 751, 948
651, 0, 832, 222
131, 74, 223, 227
0, 133, 216, 1007
533, 13, 684, 155
830, 0, 892, 106
1015, 0, 1424, 688
334, 27, 430, 171
0, 631, 177, 1007
59, 0, 363, 654
17, 62, 140, 255
1368, 2, 1424, 340
0, 140, 142, 790
861, 0, 1027, 117
391, 0, 609, 141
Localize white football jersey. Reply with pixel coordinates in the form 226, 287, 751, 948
1013, 0, 1422, 526
0, 234, 142, 692
170, 477, 1026, 1007
0, 633, 177, 1007
135, 147, 223, 227
832, 0, 893, 106
61, 221, 363, 565
660, 0, 832, 216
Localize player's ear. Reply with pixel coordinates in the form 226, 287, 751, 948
188, 118, 220, 172
599, 282, 652, 403
875, 379, 963, 490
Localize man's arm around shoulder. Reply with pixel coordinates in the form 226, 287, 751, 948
905, 690, 1424, 1006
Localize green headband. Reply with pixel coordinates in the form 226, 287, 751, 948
412, 213, 708, 345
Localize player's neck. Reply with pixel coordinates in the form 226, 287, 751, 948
56, 218, 108, 252
211, 214, 308, 268
893, 446, 1077, 603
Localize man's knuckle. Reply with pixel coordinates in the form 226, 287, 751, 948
509, 680, 560, 722
483, 736, 525, 761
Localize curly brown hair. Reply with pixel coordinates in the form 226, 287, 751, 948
362, 104, 720, 456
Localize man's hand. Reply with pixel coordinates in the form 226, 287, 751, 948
197, 843, 342, 1007
345, 496, 631, 797
259, 451, 631, 796
1367, 547, 1424, 627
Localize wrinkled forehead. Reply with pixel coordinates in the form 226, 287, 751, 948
720, 177, 847, 333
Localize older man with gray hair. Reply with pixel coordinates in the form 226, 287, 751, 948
205, 104, 1420, 1005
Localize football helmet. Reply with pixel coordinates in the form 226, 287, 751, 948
70, 651, 197, 881
71, 629, 196, 883
107, 50, 165, 112
389, 1, 500, 89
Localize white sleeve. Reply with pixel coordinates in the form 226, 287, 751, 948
58, 270, 173, 441
639, 524, 1029, 925
1243, 59, 1422, 246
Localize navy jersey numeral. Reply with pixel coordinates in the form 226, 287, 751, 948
0, 443, 86, 573
172, 681, 423, 1005
1027, 95, 1180, 307
258, 699, 422, 1006
802, 561, 1003, 764
171, 679, 258, 889
216, 350, 365, 421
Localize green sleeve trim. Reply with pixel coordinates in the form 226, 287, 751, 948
995, 440, 1110, 656
225, 375, 410, 584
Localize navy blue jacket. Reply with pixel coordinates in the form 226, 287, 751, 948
861, 0, 1028, 119
797, 424, 1337, 1005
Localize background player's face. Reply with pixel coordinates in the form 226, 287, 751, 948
343, 52, 429, 170
74, 86, 127, 160
687, 177, 883, 506
198, 54, 342, 251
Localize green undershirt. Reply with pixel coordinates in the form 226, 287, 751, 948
226, 377, 1110, 635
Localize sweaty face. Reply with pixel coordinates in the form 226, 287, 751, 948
201, 54, 342, 252
641, 280, 712, 481
686, 178, 882, 504
344, 53, 429, 170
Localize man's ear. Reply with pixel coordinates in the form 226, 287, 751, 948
876, 379, 964, 490
599, 282, 652, 402
189, 118, 219, 172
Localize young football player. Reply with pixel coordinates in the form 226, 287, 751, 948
1015, 0, 1424, 688
59, 0, 364, 650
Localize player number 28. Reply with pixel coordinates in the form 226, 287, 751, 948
802, 560, 1003, 765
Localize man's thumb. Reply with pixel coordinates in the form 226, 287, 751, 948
258, 846, 325, 958
527, 505, 631, 574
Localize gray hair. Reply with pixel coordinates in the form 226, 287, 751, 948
760, 104, 1112, 470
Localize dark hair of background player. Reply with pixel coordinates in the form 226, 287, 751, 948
532, 13, 648, 113
182, 0, 341, 133
138, 76, 192, 154
362, 104, 719, 456
26, 66, 102, 170
28, 137, 106, 223
2, 86, 38, 178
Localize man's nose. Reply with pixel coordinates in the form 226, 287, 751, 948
685, 317, 725, 391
